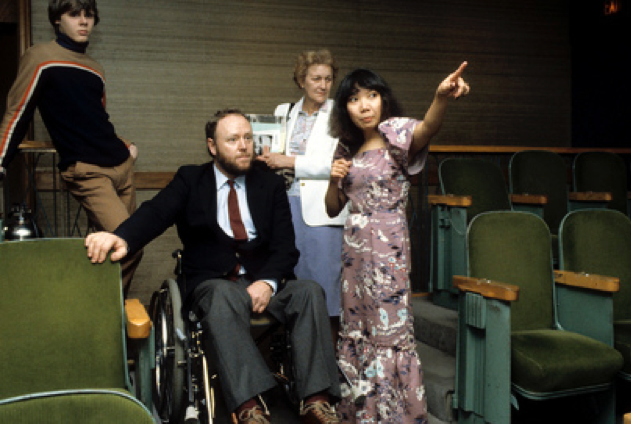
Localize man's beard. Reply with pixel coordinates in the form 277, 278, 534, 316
214, 149, 253, 176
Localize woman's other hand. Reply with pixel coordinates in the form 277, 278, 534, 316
330, 158, 352, 182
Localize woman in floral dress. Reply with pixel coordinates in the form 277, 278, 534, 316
325, 63, 470, 423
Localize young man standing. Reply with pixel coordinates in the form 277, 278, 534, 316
0, 0, 141, 292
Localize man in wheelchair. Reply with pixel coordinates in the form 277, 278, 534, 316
85, 109, 341, 424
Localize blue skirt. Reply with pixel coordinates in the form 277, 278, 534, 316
289, 196, 343, 317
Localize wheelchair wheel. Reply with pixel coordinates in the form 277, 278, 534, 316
150, 279, 186, 422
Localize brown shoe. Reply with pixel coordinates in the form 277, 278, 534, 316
235, 404, 271, 424
300, 400, 340, 424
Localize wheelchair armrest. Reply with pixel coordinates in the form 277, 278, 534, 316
453, 275, 519, 302
568, 191, 613, 203
554, 270, 619, 293
125, 298, 152, 339
427, 194, 472, 207
510, 193, 548, 205
172, 249, 183, 276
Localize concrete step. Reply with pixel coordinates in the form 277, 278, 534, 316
413, 296, 458, 356
417, 340, 456, 423
413, 296, 458, 423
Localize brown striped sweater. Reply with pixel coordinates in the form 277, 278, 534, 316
0, 36, 129, 174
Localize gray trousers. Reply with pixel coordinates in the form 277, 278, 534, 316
190, 277, 341, 412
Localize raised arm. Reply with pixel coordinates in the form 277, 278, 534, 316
410, 61, 470, 159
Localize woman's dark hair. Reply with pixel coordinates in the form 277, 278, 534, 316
49, 0, 100, 30
330, 68, 402, 153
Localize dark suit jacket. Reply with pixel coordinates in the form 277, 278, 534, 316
115, 162, 299, 302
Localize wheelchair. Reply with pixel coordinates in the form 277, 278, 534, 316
149, 250, 298, 424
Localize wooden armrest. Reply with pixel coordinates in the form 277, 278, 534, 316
510, 193, 548, 205
554, 270, 619, 293
427, 194, 472, 207
453, 275, 519, 301
568, 191, 613, 202
125, 298, 152, 339
624, 412, 631, 424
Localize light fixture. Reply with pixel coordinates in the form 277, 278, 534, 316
604, 0, 622, 15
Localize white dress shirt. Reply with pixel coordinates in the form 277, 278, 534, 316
214, 165, 277, 294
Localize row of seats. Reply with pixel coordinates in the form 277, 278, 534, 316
452, 209, 631, 423
429, 150, 631, 310
5, 234, 628, 422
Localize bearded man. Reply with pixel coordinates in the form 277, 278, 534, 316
85, 109, 341, 424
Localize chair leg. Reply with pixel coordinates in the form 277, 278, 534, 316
592, 387, 616, 424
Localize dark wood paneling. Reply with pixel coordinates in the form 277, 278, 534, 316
0, 0, 17, 23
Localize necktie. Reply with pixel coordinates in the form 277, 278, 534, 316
227, 180, 247, 241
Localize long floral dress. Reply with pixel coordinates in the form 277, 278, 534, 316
336, 117, 428, 423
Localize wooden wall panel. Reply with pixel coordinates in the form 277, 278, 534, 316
31, 0, 571, 171
27, 0, 571, 300
0, 1, 17, 23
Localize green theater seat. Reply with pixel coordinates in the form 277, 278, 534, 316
509, 150, 612, 268
0, 238, 154, 423
453, 212, 622, 424
559, 209, 631, 382
429, 158, 546, 310
573, 151, 630, 217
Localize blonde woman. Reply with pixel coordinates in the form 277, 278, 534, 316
257, 49, 348, 339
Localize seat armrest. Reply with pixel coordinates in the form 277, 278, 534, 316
453, 275, 519, 301
125, 299, 152, 339
510, 193, 548, 205
568, 191, 613, 202
427, 194, 472, 207
554, 270, 619, 293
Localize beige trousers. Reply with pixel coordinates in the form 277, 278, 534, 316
61, 156, 143, 294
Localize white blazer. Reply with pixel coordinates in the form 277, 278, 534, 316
275, 98, 349, 226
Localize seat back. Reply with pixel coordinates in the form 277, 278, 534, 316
509, 150, 568, 235
573, 151, 629, 215
468, 211, 555, 332
559, 209, 631, 322
0, 239, 126, 400
439, 158, 512, 222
